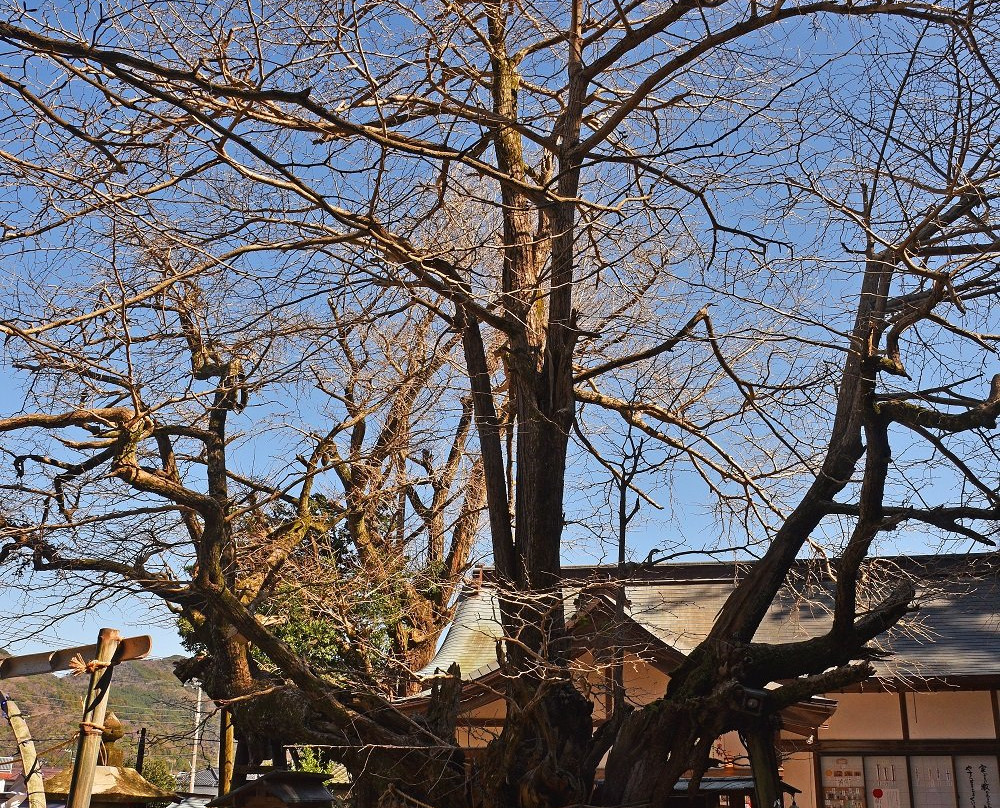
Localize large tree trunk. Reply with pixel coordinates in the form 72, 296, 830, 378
480, 677, 594, 808
601, 641, 744, 806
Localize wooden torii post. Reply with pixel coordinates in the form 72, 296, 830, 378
2, 695, 44, 808
0, 629, 152, 808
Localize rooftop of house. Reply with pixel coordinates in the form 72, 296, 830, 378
175, 768, 219, 797
206, 772, 336, 808
419, 554, 1000, 685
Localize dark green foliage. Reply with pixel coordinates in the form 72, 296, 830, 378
140, 757, 178, 808
235, 498, 412, 682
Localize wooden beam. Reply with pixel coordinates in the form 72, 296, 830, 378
219, 708, 235, 797
0, 635, 151, 679
810, 739, 999, 754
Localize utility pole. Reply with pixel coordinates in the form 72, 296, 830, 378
189, 686, 203, 793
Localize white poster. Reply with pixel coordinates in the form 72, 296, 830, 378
866, 756, 912, 808
822, 756, 866, 808
910, 756, 957, 808
956, 756, 999, 808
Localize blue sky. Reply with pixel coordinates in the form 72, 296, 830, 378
0, 591, 187, 658
0, 2, 996, 662
0, 360, 187, 656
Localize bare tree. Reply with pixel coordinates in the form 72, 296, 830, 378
2, 2, 1000, 808
0, 245, 483, 755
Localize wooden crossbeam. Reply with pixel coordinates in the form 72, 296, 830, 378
0, 635, 152, 679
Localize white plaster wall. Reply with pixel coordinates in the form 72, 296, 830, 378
905, 691, 996, 739
820, 693, 904, 740
782, 751, 818, 808
624, 655, 670, 705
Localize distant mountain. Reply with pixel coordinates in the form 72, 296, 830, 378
0, 657, 219, 773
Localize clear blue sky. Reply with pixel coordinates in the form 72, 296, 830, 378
0, 8, 989, 662
0, 583, 187, 659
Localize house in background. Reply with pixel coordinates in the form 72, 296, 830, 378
0, 762, 61, 805
207, 771, 336, 808
175, 768, 220, 799
0, 759, 13, 794
402, 555, 1000, 808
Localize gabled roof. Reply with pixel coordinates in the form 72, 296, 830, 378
207, 772, 334, 808
418, 554, 1000, 685
176, 768, 219, 797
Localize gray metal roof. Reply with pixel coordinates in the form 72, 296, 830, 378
419, 581, 507, 680
175, 769, 219, 797
165, 799, 211, 808
418, 559, 1000, 682
673, 777, 800, 794
207, 772, 335, 808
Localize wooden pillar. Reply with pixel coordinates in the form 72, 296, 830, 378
745, 717, 783, 808
3, 695, 45, 808
218, 708, 235, 797
66, 629, 121, 808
